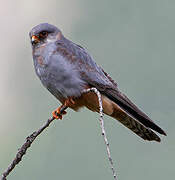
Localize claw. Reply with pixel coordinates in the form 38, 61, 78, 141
52, 106, 67, 119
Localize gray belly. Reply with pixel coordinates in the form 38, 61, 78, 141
35, 53, 86, 101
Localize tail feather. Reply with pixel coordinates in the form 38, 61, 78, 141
111, 104, 161, 142
104, 89, 166, 136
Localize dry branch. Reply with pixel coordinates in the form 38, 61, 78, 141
1, 88, 117, 180
0, 106, 67, 180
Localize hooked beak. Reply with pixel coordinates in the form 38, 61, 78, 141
31, 35, 39, 45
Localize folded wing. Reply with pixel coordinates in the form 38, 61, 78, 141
62, 39, 166, 141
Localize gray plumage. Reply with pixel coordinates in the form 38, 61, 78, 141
30, 23, 166, 142
33, 42, 85, 100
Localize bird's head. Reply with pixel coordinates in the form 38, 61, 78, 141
29, 23, 62, 47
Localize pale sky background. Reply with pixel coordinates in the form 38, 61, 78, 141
0, 0, 174, 179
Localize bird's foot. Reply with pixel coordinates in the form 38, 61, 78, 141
52, 98, 75, 119
52, 106, 67, 119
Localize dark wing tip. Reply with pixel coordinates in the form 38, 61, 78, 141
154, 125, 167, 136
162, 131, 167, 136
152, 124, 167, 136
104, 90, 167, 136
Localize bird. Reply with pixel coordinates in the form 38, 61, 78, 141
29, 23, 166, 142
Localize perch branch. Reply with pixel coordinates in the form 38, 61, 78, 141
83, 88, 117, 180
0, 106, 67, 180
1, 88, 117, 180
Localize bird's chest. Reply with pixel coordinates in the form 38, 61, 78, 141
32, 44, 85, 99
33, 45, 51, 82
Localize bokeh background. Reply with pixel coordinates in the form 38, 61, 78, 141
0, 0, 174, 179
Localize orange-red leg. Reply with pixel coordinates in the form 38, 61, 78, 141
52, 97, 75, 119
52, 106, 67, 119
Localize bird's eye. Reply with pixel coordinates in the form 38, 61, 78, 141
39, 31, 48, 38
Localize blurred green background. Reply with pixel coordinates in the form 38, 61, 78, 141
0, 0, 174, 179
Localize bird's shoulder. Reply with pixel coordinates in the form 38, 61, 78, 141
54, 38, 118, 89
55, 38, 95, 66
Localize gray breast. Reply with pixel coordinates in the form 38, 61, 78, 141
33, 43, 86, 100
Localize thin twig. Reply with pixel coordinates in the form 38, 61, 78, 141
0, 106, 67, 180
83, 88, 117, 180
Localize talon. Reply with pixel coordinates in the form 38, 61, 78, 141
52, 106, 67, 119
52, 110, 62, 119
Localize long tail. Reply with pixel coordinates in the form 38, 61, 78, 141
110, 103, 161, 142
101, 89, 166, 142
